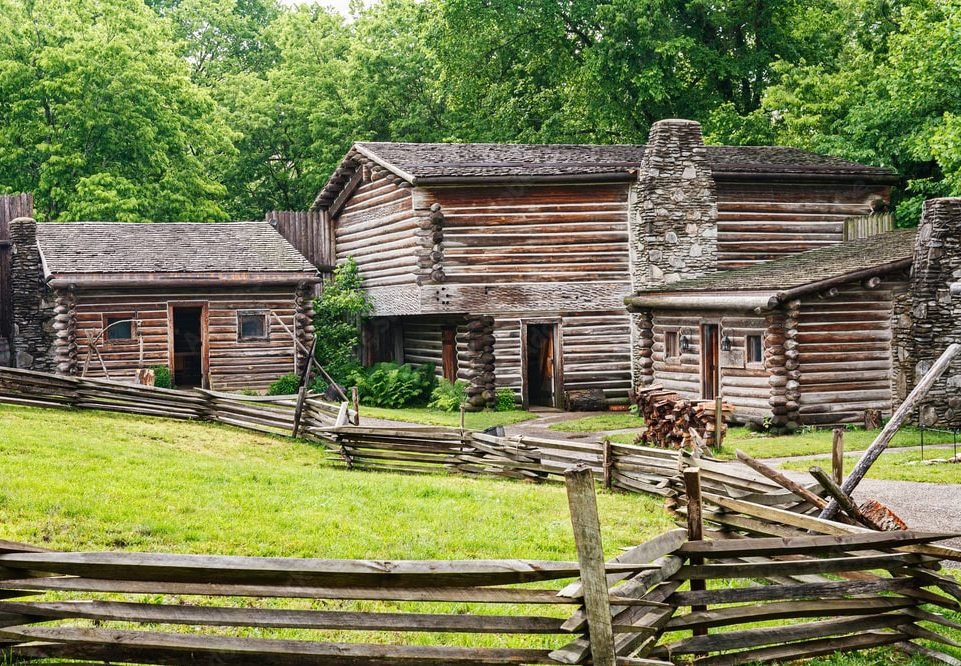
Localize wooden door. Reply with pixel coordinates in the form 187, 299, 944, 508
441, 326, 457, 382
701, 324, 719, 400
170, 304, 208, 388
525, 323, 559, 408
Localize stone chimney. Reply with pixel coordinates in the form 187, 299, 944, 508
629, 119, 718, 291
905, 198, 961, 427
10, 217, 55, 371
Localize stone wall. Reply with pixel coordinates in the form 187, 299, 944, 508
10, 218, 55, 371
905, 198, 961, 427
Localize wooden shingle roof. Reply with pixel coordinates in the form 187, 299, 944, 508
313, 141, 898, 210
626, 229, 916, 311
37, 222, 317, 282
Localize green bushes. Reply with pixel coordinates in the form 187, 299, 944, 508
427, 379, 467, 412
267, 373, 301, 396
312, 258, 372, 386
495, 388, 517, 412
151, 365, 172, 389
351, 362, 436, 408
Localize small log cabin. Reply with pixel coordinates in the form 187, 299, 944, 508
10, 219, 319, 391
312, 119, 897, 410
626, 229, 916, 428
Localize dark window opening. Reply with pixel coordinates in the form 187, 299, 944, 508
238, 312, 268, 341
747, 335, 763, 364
104, 315, 135, 342
665, 331, 678, 359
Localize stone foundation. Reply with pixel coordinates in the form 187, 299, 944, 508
10, 218, 55, 372
907, 198, 961, 427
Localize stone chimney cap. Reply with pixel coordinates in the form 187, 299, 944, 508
651, 118, 702, 127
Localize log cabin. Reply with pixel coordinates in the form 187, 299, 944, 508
312, 119, 898, 411
10, 219, 319, 391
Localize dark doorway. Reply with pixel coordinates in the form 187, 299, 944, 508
172, 307, 204, 387
442, 326, 458, 382
701, 323, 720, 400
526, 323, 557, 408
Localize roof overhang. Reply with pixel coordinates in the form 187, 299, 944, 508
711, 170, 900, 186
46, 271, 321, 289
626, 258, 914, 313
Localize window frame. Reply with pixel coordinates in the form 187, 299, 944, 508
664, 330, 679, 360
102, 313, 137, 345
237, 311, 270, 342
746, 334, 764, 366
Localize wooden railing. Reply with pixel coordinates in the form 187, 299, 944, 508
0, 367, 354, 436
0, 467, 956, 665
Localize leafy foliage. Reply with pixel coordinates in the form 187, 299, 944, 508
352, 362, 437, 409
495, 388, 517, 412
427, 379, 467, 412
312, 258, 372, 386
267, 373, 300, 396
151, 365, 173, 389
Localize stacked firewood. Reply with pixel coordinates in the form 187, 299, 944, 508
630, 385, 734, 451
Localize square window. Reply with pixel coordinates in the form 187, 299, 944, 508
747, 335, 763, 364
238, 312, 268, 341
665, 331, 679, 359
104, 315, 135, 341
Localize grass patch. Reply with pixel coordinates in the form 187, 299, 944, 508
359, 406, 536, 429
783, 447, 961, 484
548, 412, 643, 433
721, 426, 958, 460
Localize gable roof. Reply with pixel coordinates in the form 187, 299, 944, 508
313, 141, 898, 210
626, 229, 917, 311
37, 222, 318, 285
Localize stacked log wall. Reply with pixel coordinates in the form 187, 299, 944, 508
334, 167, 422, 316
73, 287, 308, 392
795, 277, 908, 425
714, 182, 889, 269
648, 311, 770, 422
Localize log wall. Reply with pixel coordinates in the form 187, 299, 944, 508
714, 182, 889, 270
649, 310, 771, 422
796, 277, 909, 425
73, 287, 311, 392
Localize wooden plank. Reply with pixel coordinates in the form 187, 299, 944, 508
676, 530, 956, 558
564, 464, 615, 666
669, 576, 916, 606
691, 629, 907, 665
666, 597, 915, 631
683, 467, 707, 640
677, 552, 924, 580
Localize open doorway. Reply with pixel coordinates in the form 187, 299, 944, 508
525, 323, 559, 408
172, 306, 205, 387
701, 323, 719, 400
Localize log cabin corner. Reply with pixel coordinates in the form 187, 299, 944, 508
312, 118, 898, 412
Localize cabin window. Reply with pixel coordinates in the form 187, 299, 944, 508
238, 312, 268, 341
746, 335, 764, 364
104, 314, 135, 342
664, 331, 679, 359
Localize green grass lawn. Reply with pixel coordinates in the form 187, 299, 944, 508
360, 405, 536, 429
548, 412, 643, 432
783, 447, 961, 484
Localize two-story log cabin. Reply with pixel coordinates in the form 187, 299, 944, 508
312, 119, 897, 410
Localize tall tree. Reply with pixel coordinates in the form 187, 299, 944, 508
0, 0, 236, 221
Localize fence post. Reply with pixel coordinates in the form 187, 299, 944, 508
564, 464, 615, 666
684, 467, 707, 638
602, 440, 613, 490
352, 386, 360, 425
832, 428, 844, 486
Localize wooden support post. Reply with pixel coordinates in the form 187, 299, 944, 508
683, 467, 707, 638
291, 386, 308, 438
821, 343, 961, 520
564, 464, 615, 666
714, 395, 723, 450
459, 405, 466, 431
736, 450, 826, 509
832, 428, 845, 486
602, 440, 613, 490
351, 386, 360, 426
809, 466, 883, 530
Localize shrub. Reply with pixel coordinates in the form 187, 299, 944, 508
495, 387, 517, 412
151, 365, 172, 389
352, 362, 436, 408
267, 373, 301, 396
312, 257, 373, 386
428, 379, 467, 412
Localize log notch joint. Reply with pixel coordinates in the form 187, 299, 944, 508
461, 315, 496, 411
51, 287, 77, 375
632, 309, 655, 388
414, 202, 445, 286
630, 119, 718, 290
10, 217, 55, 372
906, 197, 961, 426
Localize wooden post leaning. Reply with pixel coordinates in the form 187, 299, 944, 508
352, 386, 360, 426
821, 342, 961, 520
564, 464, 616, 666
683, 467, 708, 638
832, 427, 845, 486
